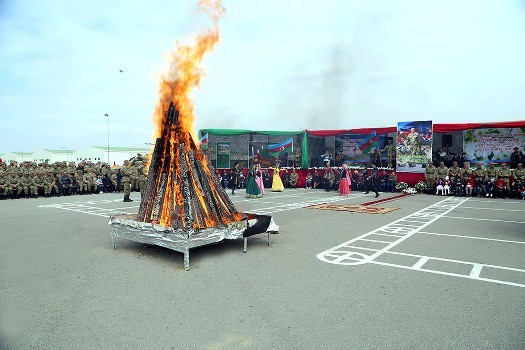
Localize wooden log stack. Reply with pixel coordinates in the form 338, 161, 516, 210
137, 102, 239, 232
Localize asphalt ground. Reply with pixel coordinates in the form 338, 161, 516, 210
0, 189, 524, 350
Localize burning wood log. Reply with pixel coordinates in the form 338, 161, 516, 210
136, 102, 243, 232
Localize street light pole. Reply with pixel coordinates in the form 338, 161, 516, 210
105, 113, 109, 165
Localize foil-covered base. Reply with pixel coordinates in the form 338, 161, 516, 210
109, 214, 279, 271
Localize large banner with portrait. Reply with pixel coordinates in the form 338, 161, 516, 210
216, 142, 231, 169
463, 128, 525, 164
334, 133, 388, 166
396, 121, 433, 173
249, 142, 290, 168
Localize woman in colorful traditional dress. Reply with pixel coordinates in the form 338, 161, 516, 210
338, 163, 352, 196
245, 164, 262, 198
271, 163, 284, 192
254, 163, 265, 195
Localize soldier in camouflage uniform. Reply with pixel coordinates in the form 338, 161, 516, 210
448, 161, 462, 180
383, 139, 396, 168
45, 171, 59, 197
6, 172, 21, 199
512, 163, 524, 199
130, 163, 139, 192
121, 160, 133, 202
498, 163, 512, 191
425, 161, 437, 193
19, 171, 33, 198
76, 170, 86, 194
84, 170, 96, 194
461, 162, 472, 179
0, 172, 7, 199
110, 169, 119, 192
436, 161, 449, 180
66, 162, 76, 177
33, 171, 46, 198
135, 161, 147, 198
485, 163, 498, 182
472, 164, 486, 197
513, 163, 524, 182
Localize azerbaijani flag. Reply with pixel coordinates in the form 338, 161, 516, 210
268, 137, 293, 156
358, 132, 378, 154
199, 133, 209, 150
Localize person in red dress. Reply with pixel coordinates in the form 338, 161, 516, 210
338, 163, 351, 196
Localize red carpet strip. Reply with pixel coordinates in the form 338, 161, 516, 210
360, 193, 412, 206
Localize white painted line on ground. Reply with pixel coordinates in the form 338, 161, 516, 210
465, 198, 524, 205
359, 238, 393, 244
469, 264, 483, 278
341, 244, 525, 288
412, 256, 429, 269
370, 260, 525, 288
316, 197, 525, 288
418, 231, 525, 245
42, 206, 112, 217
317, 197, 469, 266
459, 206, 525, 212
443, 216, 525, 224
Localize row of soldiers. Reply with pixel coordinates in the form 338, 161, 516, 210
424, 160, 525, 197
0, 160, 147, 200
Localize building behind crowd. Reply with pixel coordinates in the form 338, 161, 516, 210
0, 146, 151, 166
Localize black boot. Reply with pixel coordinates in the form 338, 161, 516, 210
123, 196, 133, 202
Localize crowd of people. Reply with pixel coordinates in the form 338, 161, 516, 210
424, 159, 525, 199
216, 162, 398, 199
0, 158, 147, 200
3, 154, 523, 202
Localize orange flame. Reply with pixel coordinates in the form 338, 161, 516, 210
152, 0, 225, 144
144, 0, 243, 229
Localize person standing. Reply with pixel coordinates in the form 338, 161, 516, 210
513, 163, 524, 183
338, 163, 351, 196
367, 163, 380, 198
121, 160, 133, 202
448, 161, 462, 179
289, 168, 299, 189
451, 148, 465, 167
136, 160, 147, 198
245, 164, 262, 198
271, 163, 284, 192
510, 147, 523, 169
262, 169, 271, 188
281, 169, 290, 188
254, 163, 265, 195
472, 164, 486, 197
435, 147, 448, 166
322, 162, 334, 191
321, 151, 331, 166
229, 162, 241, 195
425, 161, 437, 194
498, 163, 512, 192
436, 161, 449, 181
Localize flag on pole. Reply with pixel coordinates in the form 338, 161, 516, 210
199, 133, 209, 150
358, 132, 378, 154
268, 137, 293, 156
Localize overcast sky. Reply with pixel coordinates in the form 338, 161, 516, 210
1, 0, 524, 153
